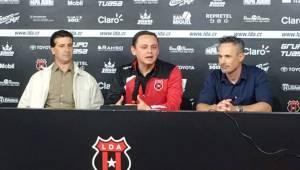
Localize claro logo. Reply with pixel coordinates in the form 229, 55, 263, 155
245, 44, 270, 56
281, 16, 300, 25
98, 13, 123, 24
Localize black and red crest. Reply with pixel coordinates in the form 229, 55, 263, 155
154, 80, 163, 91
92, 136, 131, 170
35, 59, 47, 70
287, 100, 300, 112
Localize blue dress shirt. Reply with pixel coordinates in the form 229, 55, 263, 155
197, 64, 273, 106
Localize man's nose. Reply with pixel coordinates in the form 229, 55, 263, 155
219, 57, 224, 64
65, 46, 71, 52
147, 47, 152, 53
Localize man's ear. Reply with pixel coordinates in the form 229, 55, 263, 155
131, 46, 136, 56
50, 47, 55, 56
239, 52, 245, 62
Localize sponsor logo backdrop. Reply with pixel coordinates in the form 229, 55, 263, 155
0, 0, 299, 111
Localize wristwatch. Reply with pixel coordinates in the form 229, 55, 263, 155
236, 105, 243, 112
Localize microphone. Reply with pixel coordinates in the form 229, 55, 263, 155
132, 78, 140, 102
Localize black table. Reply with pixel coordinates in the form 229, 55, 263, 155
0, 108, 299, 170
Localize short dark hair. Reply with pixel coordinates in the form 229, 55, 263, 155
131, 30, 159, 47
218, 36, 245, 53
50, 30, 73, 47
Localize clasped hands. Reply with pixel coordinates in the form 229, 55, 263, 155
210, 99, 238, 112
115, 95, 153, 111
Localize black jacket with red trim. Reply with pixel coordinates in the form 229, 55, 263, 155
105, 59, 183, 111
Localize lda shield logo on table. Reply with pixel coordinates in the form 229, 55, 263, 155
92, 136, 131, 170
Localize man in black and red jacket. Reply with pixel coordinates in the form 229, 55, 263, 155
105, 31, 183, 111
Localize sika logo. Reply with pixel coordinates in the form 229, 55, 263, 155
208, 63, 220, 70
67, 16, 82, 23
287, 100, 299, 112
92, 136, 131, 170
35, 59, 47, 70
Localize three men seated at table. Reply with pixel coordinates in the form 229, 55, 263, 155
18, 30, 272, 112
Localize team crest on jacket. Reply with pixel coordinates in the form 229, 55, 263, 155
154, 80, 163, 91
92, 136, 131, 170
287, 100, 299, 112
35, 59, 47, 70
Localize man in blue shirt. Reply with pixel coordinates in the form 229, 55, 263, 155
196, 36, 272, 112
